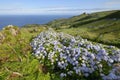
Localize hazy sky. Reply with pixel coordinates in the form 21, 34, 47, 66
0, 0, 120, 15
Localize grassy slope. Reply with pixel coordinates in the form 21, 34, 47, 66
0, 10, 120, 80
0, 27, 53, 80
48, 10, 120, 47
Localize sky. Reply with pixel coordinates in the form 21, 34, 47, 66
0, 0, 120, 15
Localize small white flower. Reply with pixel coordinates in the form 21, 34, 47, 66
84, 73, 89, 77
67, 71, 73, 75
60, 73, 66, 78
108, 58, 114, 63
98, 64, 103, 68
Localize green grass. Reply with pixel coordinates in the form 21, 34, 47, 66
0, 26, 53, 80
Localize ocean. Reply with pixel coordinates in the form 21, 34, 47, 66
0, 15, 73, 29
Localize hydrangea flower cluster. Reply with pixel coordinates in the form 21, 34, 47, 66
31, 29, 120, 80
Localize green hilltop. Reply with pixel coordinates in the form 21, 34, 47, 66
47, 10, 120, 47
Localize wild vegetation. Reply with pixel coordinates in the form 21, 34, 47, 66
0, 10, 120, 80
0, 26, 52, 80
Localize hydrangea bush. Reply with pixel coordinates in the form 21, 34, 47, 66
31, 29, 120, 80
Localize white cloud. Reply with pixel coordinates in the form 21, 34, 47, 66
105, 0, 120, 6
0, 7, 116, 15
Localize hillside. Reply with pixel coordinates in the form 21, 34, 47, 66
0, 10, 120, 80
47, 10, 120, 47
